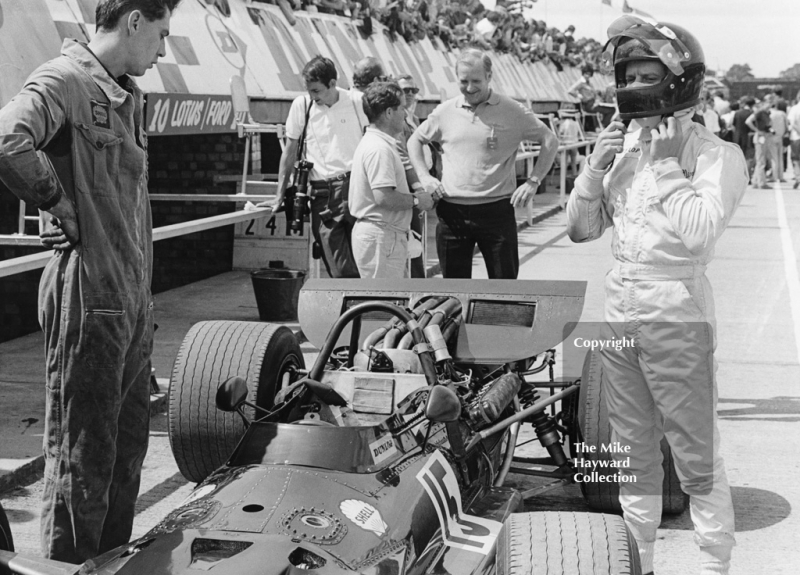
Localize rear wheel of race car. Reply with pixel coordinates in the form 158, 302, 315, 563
0, 502, 14, 554
169, 321, 304, 483
577, 350, 689, 514
497, 511, 641, 575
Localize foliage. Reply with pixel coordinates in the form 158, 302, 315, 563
725, 63, 754, 83
780, 63, 800, 80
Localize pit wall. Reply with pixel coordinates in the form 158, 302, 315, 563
0, 133, 255, 343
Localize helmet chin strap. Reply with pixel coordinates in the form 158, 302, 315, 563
636, 107, 692, 131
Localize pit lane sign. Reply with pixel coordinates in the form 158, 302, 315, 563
145, 93, 237, 136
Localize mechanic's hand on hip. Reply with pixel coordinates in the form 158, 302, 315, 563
650, 116, 683, 162
511, 180, 537, 208
589, 121, 627, 170
41, 195, 80, 249
41, 216, 79, 251
419, 175, 445, 201
415, 191, 435, 211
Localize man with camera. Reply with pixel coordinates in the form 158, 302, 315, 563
262, 56, 366, 278
349, 82, 435, 278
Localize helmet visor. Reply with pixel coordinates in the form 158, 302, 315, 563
602, 15, 693, 76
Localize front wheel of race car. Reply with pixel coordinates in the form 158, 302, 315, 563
577, 350, 689, 514
497, 511, 641, 575
0, 502, 14, 555
169, 321, 305, 483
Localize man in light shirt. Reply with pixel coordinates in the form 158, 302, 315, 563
349, 83, 434, 278
262, 56, 366, 278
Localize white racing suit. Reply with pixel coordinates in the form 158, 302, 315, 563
567, 114, 748, 574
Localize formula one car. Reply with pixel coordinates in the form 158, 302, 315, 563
1, 279, 670, 575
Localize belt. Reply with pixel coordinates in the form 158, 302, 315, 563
310, 171, 350, 187
613, 262, 707, 280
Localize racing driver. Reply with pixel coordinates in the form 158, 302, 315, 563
566, 16, 747, 575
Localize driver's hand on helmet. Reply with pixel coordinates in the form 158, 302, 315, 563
589, 121, 627, 171
650, 116, 683, 162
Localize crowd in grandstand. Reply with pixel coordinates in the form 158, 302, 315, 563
265, 0, 606, 71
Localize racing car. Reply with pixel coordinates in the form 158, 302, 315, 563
0, 279, 686, 575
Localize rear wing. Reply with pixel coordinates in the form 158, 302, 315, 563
298, 279, 586, 364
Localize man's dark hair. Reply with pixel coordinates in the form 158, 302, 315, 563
743, 96, 756, 107
302, 56, 338, 86
96, 0, 181, 31
362, 82, 403, 123
729, 101, 740, 112
353, 57, 386, 89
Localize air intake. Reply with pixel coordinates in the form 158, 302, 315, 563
468, 300, 536, 327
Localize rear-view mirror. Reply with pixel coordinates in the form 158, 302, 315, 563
216, 377, 248, 412
425, 385, 461, 423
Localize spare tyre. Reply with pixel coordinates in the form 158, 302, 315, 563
577, 350, 688, 514
168, 321, 304, 483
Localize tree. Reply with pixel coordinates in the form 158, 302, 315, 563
725, 63, 754, 83
780, 63, 800, 80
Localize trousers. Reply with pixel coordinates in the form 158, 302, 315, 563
601, 268, 735, 563
39, 250, 153, 563
435, 198, 518, 279
309, 176, 359, 278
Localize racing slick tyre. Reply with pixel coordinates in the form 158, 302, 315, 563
577, 350, 689, 514
169, 321, 305, 483
497, 511, 641, 575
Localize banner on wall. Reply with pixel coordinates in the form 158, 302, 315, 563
1, 0, 611, 134
145, 93, 238, 136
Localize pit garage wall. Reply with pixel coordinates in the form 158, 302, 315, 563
0, 134, 253, 343
0, 0, 607, 342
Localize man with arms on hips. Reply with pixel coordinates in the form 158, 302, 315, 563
566, 16, 746, 575
407, 49, 558, 279
261, 56, 365, 278
0, 0, 180, 563
349, 82, 434, 278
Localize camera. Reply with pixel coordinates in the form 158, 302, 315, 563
287, 159, 314, 235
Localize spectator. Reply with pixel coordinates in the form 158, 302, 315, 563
568, 64, 601, 131
732, 96, 755, 174
788, 93, 800, 189
558, 112, 582, 176
474, 10, 502, 44
352, 56, 386, 91
567, 17, 745, 575
701, 92, 721, 136
397, 74, 436, 277
713, 90, 730, 115
0, 0, 181, 563
349, 82, 434, 278
770, 98, 789, 181
408, 48, 559, 279
746, 98, 776, 188
260, 56, 365, 277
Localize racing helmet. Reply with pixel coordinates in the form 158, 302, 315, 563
602, 15, 705, 120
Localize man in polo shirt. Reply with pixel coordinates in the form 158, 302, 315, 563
408, 49, 558, 279
264, 56, 366, 278
349, 83, 434, 278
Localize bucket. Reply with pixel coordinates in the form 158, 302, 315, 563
250, 269, 306, 322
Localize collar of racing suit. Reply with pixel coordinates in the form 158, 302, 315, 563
61, 38, 134, 109
629, 108, 695, 144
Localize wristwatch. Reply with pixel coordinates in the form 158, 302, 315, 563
412, 196, 420, 207
527, 175, 541, 187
